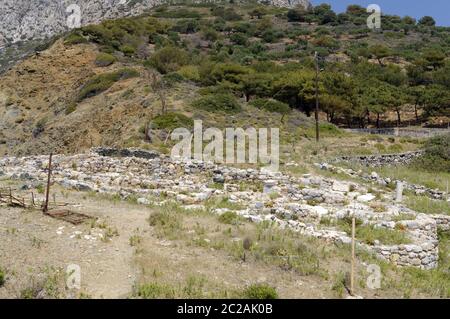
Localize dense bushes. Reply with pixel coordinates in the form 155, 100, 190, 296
61, 3, 448, 127
77, 68, 139, 102
414, 134, 450, 172
153, 8, 202, 19
192, 93, 241, 113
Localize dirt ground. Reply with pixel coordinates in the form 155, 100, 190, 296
0, 183, 339, 299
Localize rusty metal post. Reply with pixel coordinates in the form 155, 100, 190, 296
43, 153, 53, 213
31, 192, 35, 206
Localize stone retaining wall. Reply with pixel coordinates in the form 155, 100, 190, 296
337, 151, 423, 167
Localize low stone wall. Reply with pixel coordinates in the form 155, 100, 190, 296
337, 151, 423, 167
371, 242, 438, 269
345, 128, 449, 138
429, 214, 450, 231
93, 147, 159, 160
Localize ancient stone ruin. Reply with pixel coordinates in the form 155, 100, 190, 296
0, 147, 448, 269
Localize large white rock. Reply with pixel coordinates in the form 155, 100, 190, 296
357, 193, 376, 202
310, 206, 328, 217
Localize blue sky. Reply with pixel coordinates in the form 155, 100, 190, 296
310, 0, 450, 26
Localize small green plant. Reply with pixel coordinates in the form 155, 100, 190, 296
65, 102, 77, 115
94, 53, 117, 67
148, 207, 183, 238
218, 211, 239, 225
242, 284, 278, 299
331, 272, 347, 298
136, 282, 176, 299
36, 184, 45, 194
152, 112, 194, 131
77, 68, 139, 102
129, 234, 142, 246
0, 267, 5, 287
102, 226, 119, 242
64, 33, 87, 45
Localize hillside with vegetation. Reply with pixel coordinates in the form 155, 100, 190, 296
0, 1, 449, 156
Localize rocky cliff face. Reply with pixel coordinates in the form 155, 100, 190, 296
0, 0, 310, 72
0, 0, 311, 48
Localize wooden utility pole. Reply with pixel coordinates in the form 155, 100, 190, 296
314, 51, 320, 142
350, 216, 356, 296
43, 153, 53, 213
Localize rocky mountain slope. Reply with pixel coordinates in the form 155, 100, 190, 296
0, 0, 310, 47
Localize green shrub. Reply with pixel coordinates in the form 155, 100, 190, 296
230, 33, 248, 46
261, 29, 283, 43
178, 65, 200, 82
243, 284, 278, 299
201, 28, 219, 41
64, 33, 87, 45
81, 24, 113, 45
250, 99, 291, 115
148, 208, 183, 238
77, 68, 139, 101
119, 45, 136, 56
218, 211, 239, 225
0, 267, 5, 287
212, 7, 242, 21
191, 93, 241, 113
153, 8, 202, 19
152, 112, 194, 131
65, 102, 77, 115
147, 47, 189, 74
171, 19, 200, 34
162, 72, 185, 86
414, 134, 450, 172
94, 53, 117, 67
331, 272, 347, 298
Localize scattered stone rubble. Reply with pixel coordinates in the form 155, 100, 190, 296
0, 147, 448, 270
317, 162, 448, 201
